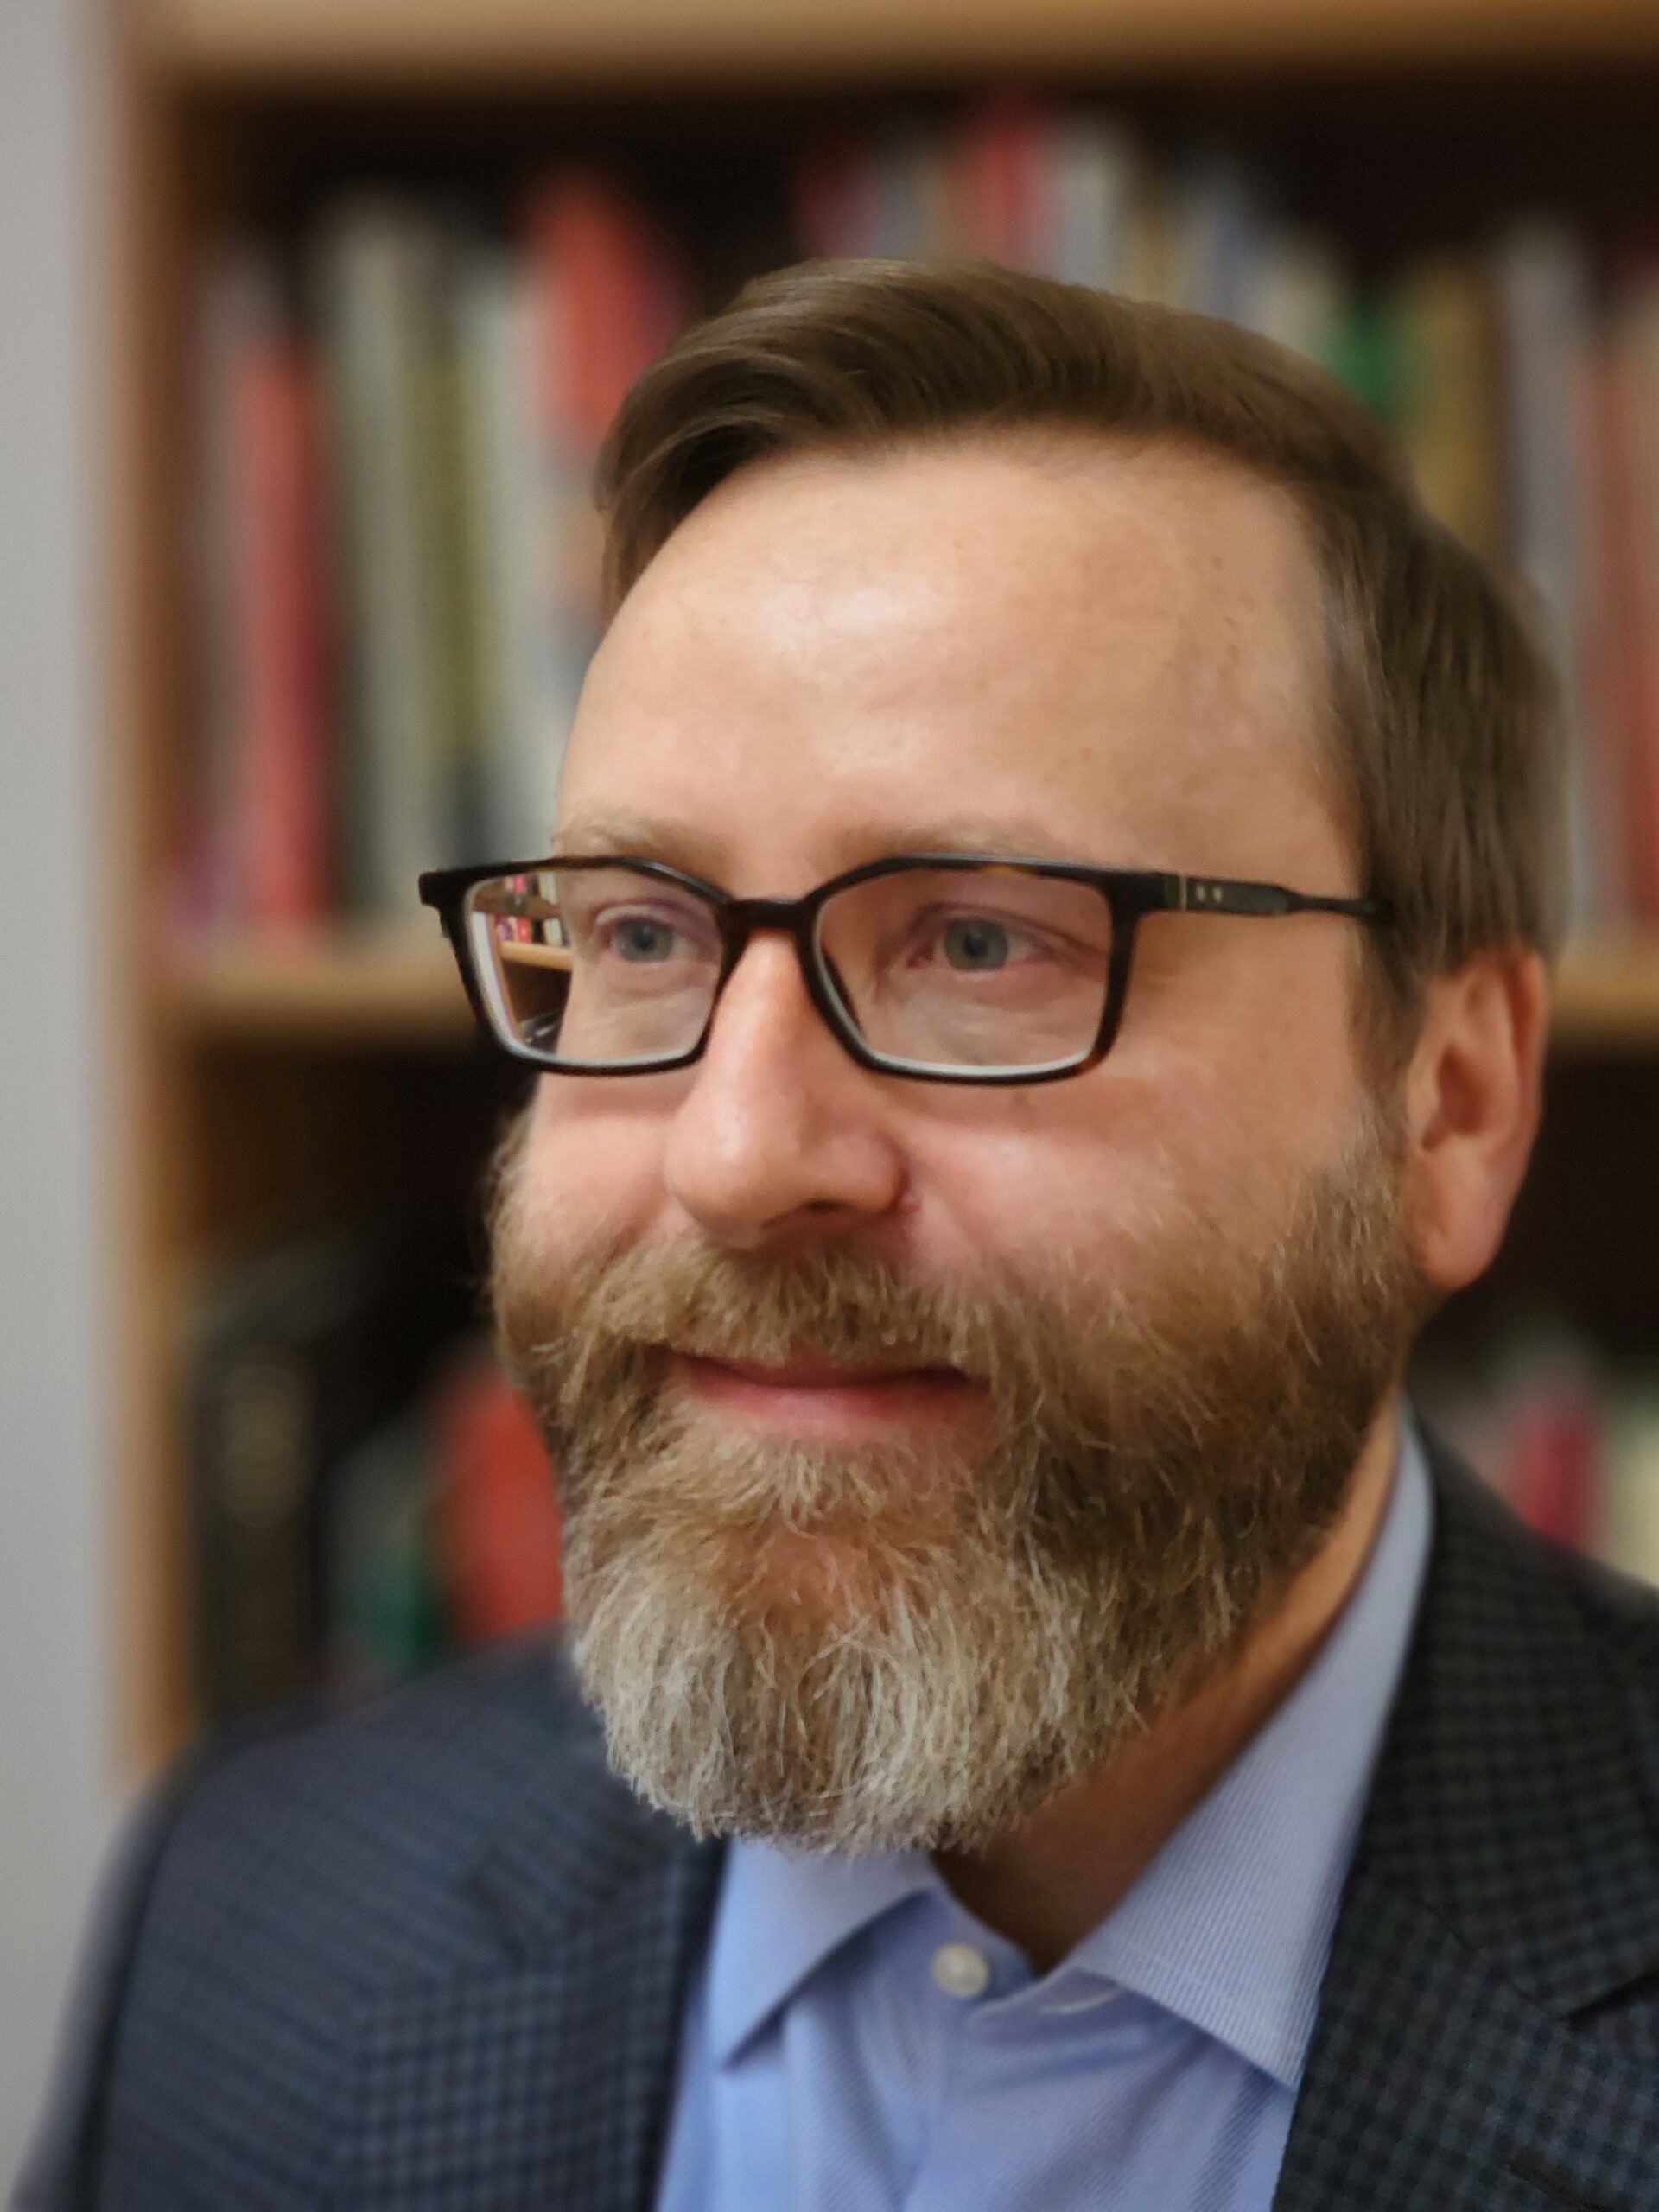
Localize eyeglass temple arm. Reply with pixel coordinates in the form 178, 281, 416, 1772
1171, 875, 1390, 924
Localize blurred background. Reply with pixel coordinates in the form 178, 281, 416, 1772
9, 0, 1659, 2180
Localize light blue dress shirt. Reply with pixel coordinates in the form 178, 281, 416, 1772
655, 1417, 1433, 2212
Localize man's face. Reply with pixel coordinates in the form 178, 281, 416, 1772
493, 434, 1426, 1853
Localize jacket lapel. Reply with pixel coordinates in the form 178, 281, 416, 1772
341, 1666, 722, 2212
1274, 1442, 1659, 2212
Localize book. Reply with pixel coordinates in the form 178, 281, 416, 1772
1497, 225, 1605, 935
431, 1345, 562, 1644
1392, 257, 1506, 563
1579, 312, 1659, 925
315, 203, 466, 921
952, 96, 1052, 270
1045, 115, 1144, 296
1604, 1392, 1659, 1587
233, 303, 334, 931
1507, 1378, 1605, 1554
183, 1219, 465, 1717
175, 107, 1659, 949
1411, 1322, 1659, 1591
326, 1407, 444, 1686
1164, 152, 1263, 328
1609, 270, 1659, 924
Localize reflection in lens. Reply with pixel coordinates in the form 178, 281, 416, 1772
467, 868, 721, 1066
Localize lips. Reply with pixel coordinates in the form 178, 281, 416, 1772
664, 1348, 980, 1433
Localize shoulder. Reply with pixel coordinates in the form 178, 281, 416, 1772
1390, 1430, 1659, 1912
1421, 1429, 1659, 1685
17, 1635, 618, 2211
145, 1630, 601, 1916
133, 1632, 606, 1980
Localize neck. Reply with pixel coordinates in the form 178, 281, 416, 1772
932, 1393, 1403, 1974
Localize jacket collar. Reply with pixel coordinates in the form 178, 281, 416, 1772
1337, 1438, 1659, 2013
1273, 1436, 1659, 2212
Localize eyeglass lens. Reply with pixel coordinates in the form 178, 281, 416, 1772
462, 864, 1116, 1074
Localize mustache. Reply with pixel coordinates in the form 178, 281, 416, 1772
493, 1227, 1072, 1405
491, 1222, 1290, 1532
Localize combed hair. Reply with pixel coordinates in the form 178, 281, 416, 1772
596, 258, 1568, 1059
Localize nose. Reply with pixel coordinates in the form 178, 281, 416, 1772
661, 931, 907, 1249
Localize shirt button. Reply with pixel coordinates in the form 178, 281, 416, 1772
931, 1942, 992, 1999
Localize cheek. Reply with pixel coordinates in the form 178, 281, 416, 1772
920, 1052, 1332, 1275
520, 1077, 669, 1246
896, 1082, 1202, 1276
1122, 931, 1366, 1188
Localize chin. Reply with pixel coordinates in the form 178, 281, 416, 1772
747, 1527, 887, 1614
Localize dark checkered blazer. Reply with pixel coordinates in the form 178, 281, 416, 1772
17, 1433, 1659, 2212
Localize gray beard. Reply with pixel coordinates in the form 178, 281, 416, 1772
564, 1430, 1148, 1856
494, 1109, 1421, 1856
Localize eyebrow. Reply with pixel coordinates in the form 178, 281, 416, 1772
548, 809, 728, 874
549, 807, 1136, 874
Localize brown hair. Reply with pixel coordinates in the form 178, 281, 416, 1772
595, 258, 1568, 1061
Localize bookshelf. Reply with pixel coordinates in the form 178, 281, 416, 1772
142, 0, 1659, 86
114, 0, 1659, 1770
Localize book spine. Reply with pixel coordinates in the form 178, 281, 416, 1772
952, 95, 1050, 270
235, 334, 333, 931
193, 1344, 318, 1719
433, 1351, 562, 1643
1616, 276, 1659, 927
316, 207, 454, 920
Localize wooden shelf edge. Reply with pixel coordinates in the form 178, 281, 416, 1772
139, 0, 1659, 92
1550, 940, 1659, 1052
162, 935, 475, 1046
158, 932, 1659, 1049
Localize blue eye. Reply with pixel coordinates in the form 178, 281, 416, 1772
611, 916, 680, 963
941, 918, 1015, 970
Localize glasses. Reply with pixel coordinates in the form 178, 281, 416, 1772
416, 854, 1392, 1087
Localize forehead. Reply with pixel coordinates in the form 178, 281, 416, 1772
560, 434, 1342, 885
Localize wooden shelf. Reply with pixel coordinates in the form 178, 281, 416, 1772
140, 0, 1659, 92
160, 932, 1659, 1050
164, 934, 474, 1046
1551, 940, 1659, 1052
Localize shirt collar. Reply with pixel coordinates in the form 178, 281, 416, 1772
707, 1411, 1434, 2084
1071, 1413, 1433, 2088
709, 1840, 934, 2065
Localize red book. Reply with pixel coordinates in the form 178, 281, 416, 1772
528, 172, 687, 454
432, 1350, 563, 1643
952, 95, 1053, 270
1508, 1384, 1604, 1554
232, 334, 333, 932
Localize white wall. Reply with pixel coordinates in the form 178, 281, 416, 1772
0, 0, 122, 2180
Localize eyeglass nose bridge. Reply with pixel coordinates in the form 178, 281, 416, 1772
705, 890, 843, 1041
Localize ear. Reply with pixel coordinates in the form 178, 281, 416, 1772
1402, 949, 1550, 1296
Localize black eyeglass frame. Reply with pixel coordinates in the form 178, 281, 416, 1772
417, 852, 1393, 1088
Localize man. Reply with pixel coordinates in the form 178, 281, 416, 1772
22, 262, 1659, 2210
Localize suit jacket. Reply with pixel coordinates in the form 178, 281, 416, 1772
17, 1434, 1659, 2212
